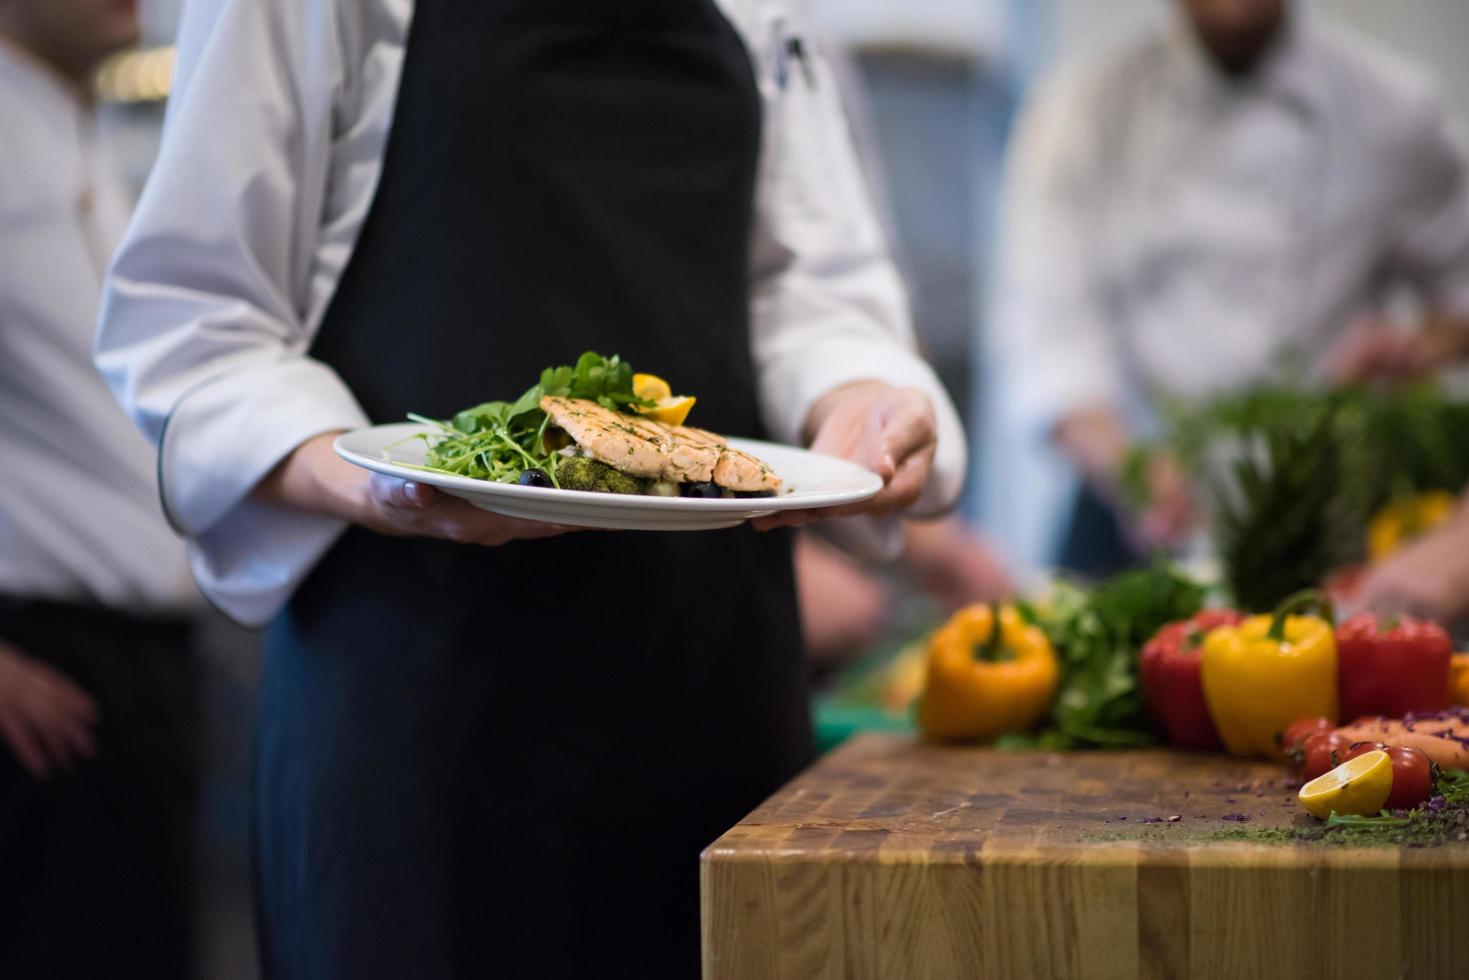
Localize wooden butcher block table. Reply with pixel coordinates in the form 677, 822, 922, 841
701, 734, 1469, 980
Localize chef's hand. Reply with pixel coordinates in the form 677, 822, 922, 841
1321, 320, 1433, 384
1353, 503, 1469, 624
1321, 315, 1469, 385
0, 641, 98, 780
1133, 451, 1198, 551
752, 381, 936, 531
257, 432, 577, 546
902, 517, 1013, 611
1054, 408, 1197, 551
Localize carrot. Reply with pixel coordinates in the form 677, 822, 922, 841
1335, 709, 1469, 769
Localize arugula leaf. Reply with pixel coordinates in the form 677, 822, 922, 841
451, 402, 509, 434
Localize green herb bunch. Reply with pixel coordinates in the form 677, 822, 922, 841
408, 351, 650, 486
1212, 405, 1347, 612
1135, 382, 1469, 608
1009, 563, 1206, 749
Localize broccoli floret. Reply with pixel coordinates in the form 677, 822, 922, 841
556, 456, 648, 495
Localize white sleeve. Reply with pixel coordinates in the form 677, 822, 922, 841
95, 0, 369, 628
986, 66, 1125, 436
745, 4, 966, 525
1385, 90, 1469, 319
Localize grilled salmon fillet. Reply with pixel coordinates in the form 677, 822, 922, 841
670, 425, 727, 449
540, 396, 781, 493
540, 396, 669, 479
673, 425, 780, 493
713, 446, 781, 493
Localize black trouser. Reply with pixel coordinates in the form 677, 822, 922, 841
1058, 484, 1146, 580
0, 597, 201, 980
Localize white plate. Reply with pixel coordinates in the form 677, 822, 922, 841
334, 423, 882, 530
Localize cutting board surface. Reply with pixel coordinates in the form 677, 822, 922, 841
701, 734, 1469, 980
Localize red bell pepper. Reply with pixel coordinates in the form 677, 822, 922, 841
1140, 609, 1245, 750
1336, 613, 1452, 722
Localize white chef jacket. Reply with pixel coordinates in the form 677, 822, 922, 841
992, 14, 1469, 432
0, 40, 195, 613
95, 0, 966, 628
981, 14, 1469, 572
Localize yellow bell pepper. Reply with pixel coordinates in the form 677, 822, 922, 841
917, 605, 1059, 741
1367, 490, 1457, 561
1200, 590, 1338, 758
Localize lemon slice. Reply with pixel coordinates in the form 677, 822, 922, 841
644, 395, 696, 427
633, 373, 672, 402
1298, 749, 1393, 820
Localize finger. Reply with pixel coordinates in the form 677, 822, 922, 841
879, 402, 936, 471
1360, 581, 1415, 619
751, 508, 838, 532
814, 411, 895, 481
34, 683, 99, 761
31, 669, 99, 724
61, 718, 97, 761
55, 701, 97, 760
863, 444, 934, 516
0, 714, 50, 779
428, 497, 579, 543
890, 452, 931, 505
26, 709, 81, 772
372, 474, 439, 510
1329, 341, 1373, 382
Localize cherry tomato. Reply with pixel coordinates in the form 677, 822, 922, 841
1335, 740, 1388, 768
1280, 717, 1334, 757
1384, 746, 1435, 811
1299, 731, 1352, 781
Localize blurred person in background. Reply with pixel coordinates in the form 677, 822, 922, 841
0, 1, 201, 977
989, 0, 1469, 576
797, 521, 1013, 668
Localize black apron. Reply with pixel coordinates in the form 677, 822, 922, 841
256, 2, 812, 977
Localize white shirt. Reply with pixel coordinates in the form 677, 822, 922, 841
0, 41, 194, 613
95, 0, 965, 628
981, 15, 1469, 573
992, 16, 1469, 430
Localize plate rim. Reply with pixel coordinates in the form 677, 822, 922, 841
333, 422, 882, 513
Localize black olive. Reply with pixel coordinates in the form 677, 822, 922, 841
517, 468, 553, 488
681, 481, 721, 498
734, 490, 776, 499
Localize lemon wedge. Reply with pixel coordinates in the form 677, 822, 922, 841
1298, 749, 1393, 820
633, 373, 672, 402
644, 395, 697, 427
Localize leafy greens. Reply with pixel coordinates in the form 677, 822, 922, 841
1012, 563, 1207, 749
407, 351, 651, 486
